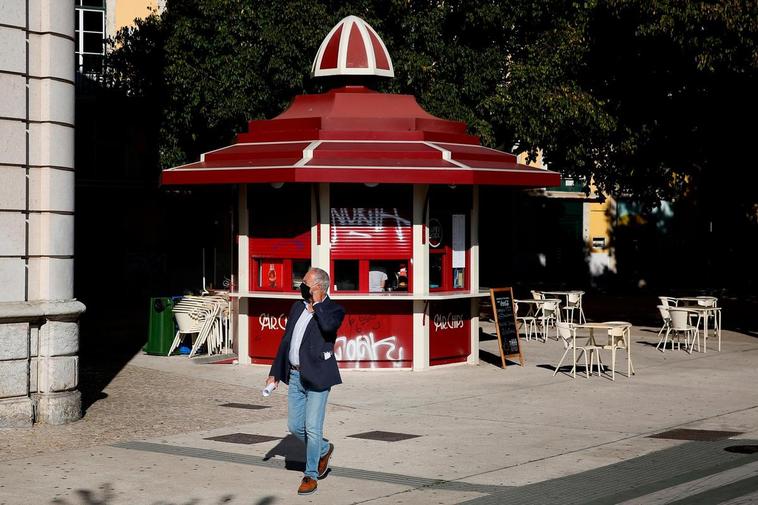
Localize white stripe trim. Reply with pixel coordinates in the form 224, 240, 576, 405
355, 20, 375, 71
164, 164, 551, 175
423, 141, 470, 168
294, 140, 322, 166
337, 18, 352, 75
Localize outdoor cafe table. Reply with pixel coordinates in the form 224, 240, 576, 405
574, 321, 635, 379
670, 297, 721, 353
541, 290, 586, 323
682, 305, 722, 353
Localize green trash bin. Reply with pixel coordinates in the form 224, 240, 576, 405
145, 297, 176, 355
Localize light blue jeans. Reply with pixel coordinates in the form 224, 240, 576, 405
287, 370, 331, 479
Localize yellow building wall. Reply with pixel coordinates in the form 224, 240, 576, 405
588, 196, 613, 253
115, 1, 158, 32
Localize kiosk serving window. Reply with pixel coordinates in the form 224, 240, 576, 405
330, 185, 412, 293
428, 186, 471, 291
249, 184, 311, 292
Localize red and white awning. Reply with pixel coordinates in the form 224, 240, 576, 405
161, 86, 559, 188
312, 15, 394, 78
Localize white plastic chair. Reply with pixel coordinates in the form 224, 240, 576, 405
537, 299, 561, 341
515, 302, 537, 341
668, 307, 698, 353
659, 296, 680, 308
554, 321, 600, 378
655, 305, 673, 352
562, 291, 586, 324
600, 323, 635, 380
531, 290, 544, 300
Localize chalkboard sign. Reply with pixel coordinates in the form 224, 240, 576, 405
490, 287, 524, 367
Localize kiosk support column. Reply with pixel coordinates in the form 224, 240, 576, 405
412, 184, 429, 371
237, 185, 251, 364
468, 185, 480, 364
312, 183, 331, 274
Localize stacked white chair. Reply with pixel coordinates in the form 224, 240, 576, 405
167, 294, 232, 358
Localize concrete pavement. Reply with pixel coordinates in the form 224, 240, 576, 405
1, 322, 757, 504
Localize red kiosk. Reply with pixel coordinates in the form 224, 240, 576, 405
162, 15, 559, 370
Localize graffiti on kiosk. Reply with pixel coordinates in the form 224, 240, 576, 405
259, 313, 288, 332
433, 312, 465, 332
334, 333, 405, 362
330, 207, 410, 243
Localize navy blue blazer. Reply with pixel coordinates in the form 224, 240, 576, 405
269, 296, 345, 391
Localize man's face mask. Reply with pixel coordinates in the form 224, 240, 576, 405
300, 282, 312, 300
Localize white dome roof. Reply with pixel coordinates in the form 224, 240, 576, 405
311, 15, 394, 78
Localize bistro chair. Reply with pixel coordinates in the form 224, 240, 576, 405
515, 302, 537, 341
600, 323, 635, 381
655, 305, 673, 352
554, 321, 599, 378
562, 291, 586, 324
537, 299, 561, 341
668, 307, 698, 353
658, 296, 678, 308
531, 290, 545, 300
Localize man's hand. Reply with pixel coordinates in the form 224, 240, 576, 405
265, 376, 279, 387
306, 302, 314, 313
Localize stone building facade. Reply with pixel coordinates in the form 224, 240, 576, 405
0, 0, 84, 427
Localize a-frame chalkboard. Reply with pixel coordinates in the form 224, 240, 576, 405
489, 287, 524, 367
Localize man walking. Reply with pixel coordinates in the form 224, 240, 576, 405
266, 267, 345, 495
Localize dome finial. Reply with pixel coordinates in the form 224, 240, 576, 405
312, 15, 394, 78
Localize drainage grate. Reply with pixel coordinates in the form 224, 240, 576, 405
204, 433, 281, 445
348, 430, 421, 442
218, 403, 270, 410
648, 429, 742, 442
724, 445, 758, 454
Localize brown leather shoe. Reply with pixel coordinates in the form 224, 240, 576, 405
318, 443, 334, 478
297, 477, 317, 495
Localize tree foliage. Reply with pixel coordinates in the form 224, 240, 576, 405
109, 0, 757, 211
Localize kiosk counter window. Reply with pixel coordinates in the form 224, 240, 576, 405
330, 185, 413, 293
248, 184, 311, 292
428, 186, 472, 291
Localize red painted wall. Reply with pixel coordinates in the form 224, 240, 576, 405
248, 299, 414, 369
429, 299, 471, 366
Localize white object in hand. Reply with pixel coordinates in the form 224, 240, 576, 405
262, 382, 277, 397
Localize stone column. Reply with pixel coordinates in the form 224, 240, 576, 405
0, 0, 82, 427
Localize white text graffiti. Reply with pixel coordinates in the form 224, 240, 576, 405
433, 313, 465, 331
334, 333, 405, 361
330, 207, 410, 243
259, 313, 288, 332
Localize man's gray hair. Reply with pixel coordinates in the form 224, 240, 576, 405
309, 267, 330, 292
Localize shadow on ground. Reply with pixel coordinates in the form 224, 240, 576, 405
263, 434, 307, 473
49, 483, 276, 504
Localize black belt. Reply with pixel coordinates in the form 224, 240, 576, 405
290, 364, 300, 371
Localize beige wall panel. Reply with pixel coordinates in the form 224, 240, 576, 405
0, 120, 26, 166
0, 213, 25, 256
0, 26, 26, 74
0, 74, 26, 120
29, 167, 75, 212
28, 34, 75, 81
0, 0, 26, 28
28, 213, 74, 256
28, 257, 73, 301
0, 165, 26, 210
29, 0, 75, 37
29, 78, 75, 125
0, 259, 25, 302
28, 123, 74, 168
